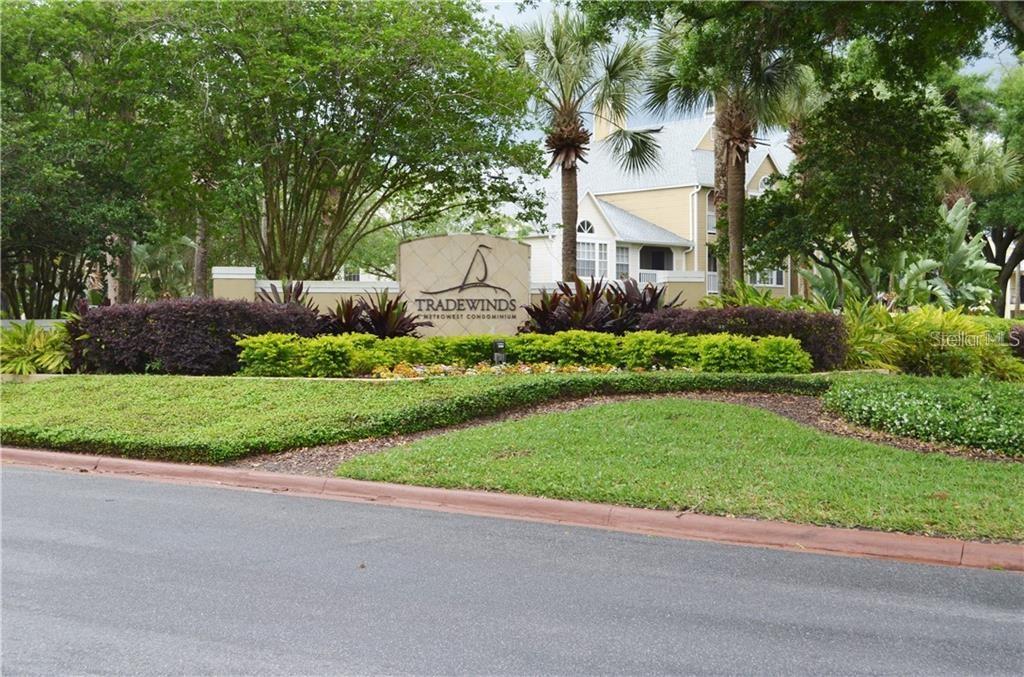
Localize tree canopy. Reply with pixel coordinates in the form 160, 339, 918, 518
165, 0, 543, 280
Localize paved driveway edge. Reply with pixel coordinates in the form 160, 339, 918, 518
4, 446, 1021, 572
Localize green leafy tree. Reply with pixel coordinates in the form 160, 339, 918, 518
168, 1, 543, 280
0, 1, 159, 316
929, 62, 1001, 133
978, 190, 1024, 315
745, 83, 955, 306
942, 63, 1024, 315
502, 10, 659, 280
582, 0, 999, 290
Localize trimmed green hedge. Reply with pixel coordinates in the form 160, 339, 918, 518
236, 330, 814, 377
824, 375, 1024, 456
1, 371, 830, 463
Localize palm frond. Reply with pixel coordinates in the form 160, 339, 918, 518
605, 127, 662, 174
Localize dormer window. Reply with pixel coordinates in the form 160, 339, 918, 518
577, 220, 594, 234
757, 175, 772, 193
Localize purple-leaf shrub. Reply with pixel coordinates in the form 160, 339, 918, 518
70, 298, 321, 375
639, 306, 847, 371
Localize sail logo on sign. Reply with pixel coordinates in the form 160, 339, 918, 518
414, 244, 517, 313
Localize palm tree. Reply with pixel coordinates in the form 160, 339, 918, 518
504, 11, 660, 281
646, 17, 800, 290
938, 129, 1021, 206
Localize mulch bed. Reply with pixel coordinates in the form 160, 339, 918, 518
228, 391, 1015, 476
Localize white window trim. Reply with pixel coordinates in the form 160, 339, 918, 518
746, 268, 786, 288
706, 192, 717, 234
576, 241, 597, 278
615, 245, 629, 280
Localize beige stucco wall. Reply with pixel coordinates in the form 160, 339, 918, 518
695, 125, 715, 151
663, 280, 708, 308
212, 277, 256, 302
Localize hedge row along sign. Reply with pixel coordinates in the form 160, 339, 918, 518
399, 234, 530, 336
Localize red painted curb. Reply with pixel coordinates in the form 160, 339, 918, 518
3, 446, 1022, 572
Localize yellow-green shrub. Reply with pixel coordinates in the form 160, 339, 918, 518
617, 331, 699, 369
694, 334, 759, 373
236, 333, 306, 377
300, 336, 353, 377
755, 336, 814, 374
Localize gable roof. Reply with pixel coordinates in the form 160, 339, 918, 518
594, 199, 692, 247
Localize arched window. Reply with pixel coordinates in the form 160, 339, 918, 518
758, 175, 772, 193
576, 220, 594, 234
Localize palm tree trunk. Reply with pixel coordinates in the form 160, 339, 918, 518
561, 165, 578, 281
725, 155, 746, 289
193, 210, 209, 298
713, 100, 729, 290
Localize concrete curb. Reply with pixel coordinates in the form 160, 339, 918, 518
3, 446, 1022, 572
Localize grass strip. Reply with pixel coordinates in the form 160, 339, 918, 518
0, 372, 829, 463
336, 398, 1024, 541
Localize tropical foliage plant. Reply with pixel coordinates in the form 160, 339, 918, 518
357, 292, 433, 339
0, 321, 71, 375
520, 276, 681, 335
255, 281, 316, 311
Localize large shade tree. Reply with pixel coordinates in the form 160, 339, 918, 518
502, 10, 660, 280
969, 63, 1024, 315
1, 1, 159, 316
168, 0, 543, 280
744, 82, 955, 307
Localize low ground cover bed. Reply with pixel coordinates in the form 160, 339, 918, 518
335, 399, 1024, 541
824, 376, 1024, 456
0, 371, 828, 463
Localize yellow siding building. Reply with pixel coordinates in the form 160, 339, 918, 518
523, 115, 798, 306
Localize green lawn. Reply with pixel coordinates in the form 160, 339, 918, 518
0, 372, 827, 463
336, 398, 1024, 541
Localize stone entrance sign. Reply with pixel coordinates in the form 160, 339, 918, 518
399, 234, 530, 337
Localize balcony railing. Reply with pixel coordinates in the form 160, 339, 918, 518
706, 271, 719, 294
638, 270, 659, 284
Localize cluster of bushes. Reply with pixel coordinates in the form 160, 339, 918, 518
842, 304, 1024, 381
638, 306, 846, 371
824, 375, 1024, 456
236, 330, 814, 378
972, 315, 1024, 361
51, 287, 1023, 383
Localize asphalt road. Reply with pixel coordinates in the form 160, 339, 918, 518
2, 466, 1022, 676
